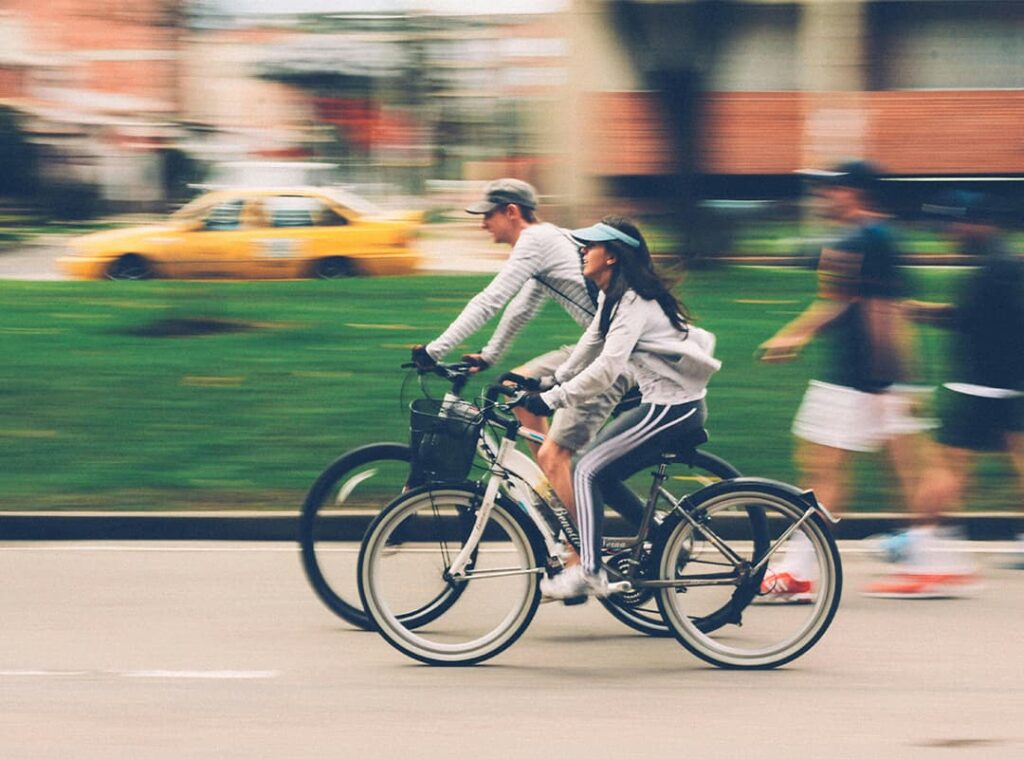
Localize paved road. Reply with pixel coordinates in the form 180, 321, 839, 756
1, 541, 1021, 758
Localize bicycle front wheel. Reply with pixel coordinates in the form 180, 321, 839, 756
300, 443, 420, 630
358, 486, 545, 666
655, 480, 842, 669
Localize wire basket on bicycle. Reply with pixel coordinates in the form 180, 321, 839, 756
409, 397, 485, 483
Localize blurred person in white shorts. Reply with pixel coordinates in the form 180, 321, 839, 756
759, 160, 930, 601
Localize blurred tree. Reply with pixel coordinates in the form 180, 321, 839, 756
0, 106, 40, 200
160, 147, 204, 207
610, 0, 728, 263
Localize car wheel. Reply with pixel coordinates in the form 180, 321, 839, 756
312, 257, 357, 279
106, 254, 153, 281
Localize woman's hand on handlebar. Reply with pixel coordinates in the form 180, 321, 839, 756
487, 380, 553, 416
496, 371, 557, 392
520, 393, 554, 417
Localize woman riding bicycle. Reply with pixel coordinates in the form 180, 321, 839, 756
521, 216, 721, 600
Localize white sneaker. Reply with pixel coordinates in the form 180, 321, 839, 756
540, 565, 609, 603
904, 527, 977, 575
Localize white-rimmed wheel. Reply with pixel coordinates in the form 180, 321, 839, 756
655, 480, 842, 669
358, 486, 545, 666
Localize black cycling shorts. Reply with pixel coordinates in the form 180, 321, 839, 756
936, 385, 1024, 451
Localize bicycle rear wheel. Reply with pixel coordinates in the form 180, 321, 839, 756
358, 486, 545, 666
655, 480, 842, 669
301, 443, 461, 630
599, 450, 762, 638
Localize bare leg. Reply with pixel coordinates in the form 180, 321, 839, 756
911, 443, 973, 522
885, 432, 930, 518
537, 438, 576, 520
513, 406, 548, 458
537, 438, 580, 565
795, 438, 852, 514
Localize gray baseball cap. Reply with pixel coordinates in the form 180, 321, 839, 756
466, 178, 539, 214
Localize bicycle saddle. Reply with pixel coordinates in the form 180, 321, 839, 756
660, 427, 709, 460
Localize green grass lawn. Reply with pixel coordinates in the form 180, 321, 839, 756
1, 267, 1018, 512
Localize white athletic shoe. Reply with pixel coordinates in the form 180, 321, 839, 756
541, 565, 609, 603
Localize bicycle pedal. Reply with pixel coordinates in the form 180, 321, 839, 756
606, 581, 633, 596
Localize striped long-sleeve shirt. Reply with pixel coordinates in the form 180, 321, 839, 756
425, 223, 596, 365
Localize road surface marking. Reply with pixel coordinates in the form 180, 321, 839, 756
0, 669, 279, 680
123, 670, 279, 680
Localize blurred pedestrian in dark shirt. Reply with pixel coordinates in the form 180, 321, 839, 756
866, 191, 1024, 596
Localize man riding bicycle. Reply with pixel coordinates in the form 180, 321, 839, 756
411, 178, 634, 519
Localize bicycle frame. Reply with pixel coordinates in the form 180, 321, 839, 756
446, 397, 659, 588
435, 390, 562, 560
448, 417, 835, 596
434, 377, 829, 595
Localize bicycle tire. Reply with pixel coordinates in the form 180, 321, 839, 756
598, 449, 766, 638
299, 443, 468, 631
358, 485, 545, 666
655, 479, 843, 669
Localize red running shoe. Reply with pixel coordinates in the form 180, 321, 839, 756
862, 572, 982, 599
757, 570, 814, 604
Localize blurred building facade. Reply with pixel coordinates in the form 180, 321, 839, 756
0, 0, 183, 206
1, 0, 1022, 217
571, 0, 1024, 213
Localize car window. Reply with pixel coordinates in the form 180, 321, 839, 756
203, 199, 245, 231
171, 195, 216, 221
265, 196, 348, 228
241, 200, 271, 229
321, 187, 383, 217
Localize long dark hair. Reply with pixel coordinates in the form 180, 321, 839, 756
596, 216, 690, 338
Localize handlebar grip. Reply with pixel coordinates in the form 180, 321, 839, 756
484, 383, 517, 405
496, 371, 539, 391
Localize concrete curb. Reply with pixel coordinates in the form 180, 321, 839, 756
2, 511, 1022, 542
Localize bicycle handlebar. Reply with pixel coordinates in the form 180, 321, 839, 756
482, 380, 535, 431
483, 381, 518, 405
400, 361, 533, 429
401, 360, 475, 395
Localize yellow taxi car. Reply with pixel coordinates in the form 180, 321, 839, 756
59, 187, 422, 280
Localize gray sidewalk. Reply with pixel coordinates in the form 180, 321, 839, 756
2, 510, 1021, 542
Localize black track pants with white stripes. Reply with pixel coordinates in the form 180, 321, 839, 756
573, 399, 707, 575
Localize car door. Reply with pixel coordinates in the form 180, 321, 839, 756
247, 195, 317, 278
161, 197, 250, 278
275, 195, 363, 276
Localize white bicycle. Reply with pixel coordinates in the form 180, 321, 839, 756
357, 380, 844, 668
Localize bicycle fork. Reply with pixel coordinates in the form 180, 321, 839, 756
446, 437, 547, 583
